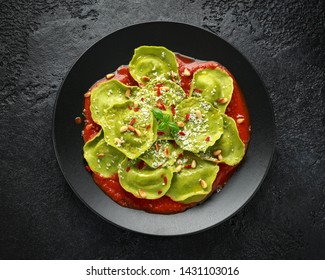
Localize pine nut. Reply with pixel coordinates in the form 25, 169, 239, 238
125, 89, 131, 98
128, 125, 135, 132
175, 165, 182, 172
183, 68, 191, 77
218, 97, 228, 104
237, 118, 245, 124
177, 121, 184, 127
120, 126, 128, 133
105, 73, 115, 80
141, 76, 150, 82
200, 179, 207, 189
135, 129, 142, 136
84, 91, 91, 97
195, 109, 202, 119
138, 189, 147, 198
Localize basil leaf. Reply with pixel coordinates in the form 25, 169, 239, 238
158, 122, 168, 130
152, 108, 164, 120
163, 113, 170, 123
168, 122, 180, 133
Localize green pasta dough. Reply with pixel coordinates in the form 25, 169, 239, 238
83, 130, 125, 177
190, 68, 233, 113
139, 140, 183, 168
173, 97, 224, 153
100, 101, 157, 159
118, 158, 174, 199
166, 152, 219, 203
90, 79, 140, 123
198, 114, 245, 166
129, 46, 180, 85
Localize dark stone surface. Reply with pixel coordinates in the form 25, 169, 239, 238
0, 0, 324, 259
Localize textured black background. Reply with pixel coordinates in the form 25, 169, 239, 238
0, 0, 324, 259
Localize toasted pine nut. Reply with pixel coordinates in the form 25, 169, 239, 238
120, 126, 128, 133
175, 165, 182, 172
177, 121, 184, 127
213, 150, 222, 157
84, 91, 91, 98
105, 73, 115, 80
97, 153, 105, 157
138, 189, 147, 198
125, 89, 131, 98
141, 76, 150, 82
183, 68, 191, 77
128, 125, 135, 132
217, 154, 223, 161
135, 129, 142, 137
191, 160, 196, 169
200, 179, 207, 189
218, 97, 228, 104
237, 118, 245, 124
195, 110, 202, 119
133, 102, 138, 108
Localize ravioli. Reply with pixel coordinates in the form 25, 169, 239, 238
198, 114, 245, 166
129, 46, 180, 86
118, 158, 174, 199
189, 68, 233, 113
166, 153, 219, 203
173, 97, 224, 153
134, 80, 186, 115
90, 79, 139, 123
83, 130, 125, 177
101, 100, 157, 159
139, 140, 183, 168
131, 80, 186, 139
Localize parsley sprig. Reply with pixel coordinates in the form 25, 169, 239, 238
152, 108, 180, 133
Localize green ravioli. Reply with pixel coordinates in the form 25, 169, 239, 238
173, 97, 224, 153
139, 140, 183, 168
83, 130, 125, 177
90, 79, 140, 123
198, 114, 245, 166
133, 80, 186, 114
132, 80, 186, 139
101, 101, 157, 159
129, 46, 180, 86
166, 152, 219, 203
189, 68, 233, 113
118, 158, 174, 199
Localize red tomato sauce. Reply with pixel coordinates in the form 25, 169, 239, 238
82, 55, 251, 214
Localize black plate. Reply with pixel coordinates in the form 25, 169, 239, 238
53, 22, 275, 236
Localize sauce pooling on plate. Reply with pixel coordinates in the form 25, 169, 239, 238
82, 46, 250, 214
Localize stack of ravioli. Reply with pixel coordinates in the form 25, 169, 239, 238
84, 46, 245, 204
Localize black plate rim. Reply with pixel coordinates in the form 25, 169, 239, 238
52, 21, 275, 236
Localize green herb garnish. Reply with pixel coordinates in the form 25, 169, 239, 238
152, 108, 180, 133
152, 108, 164, 120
